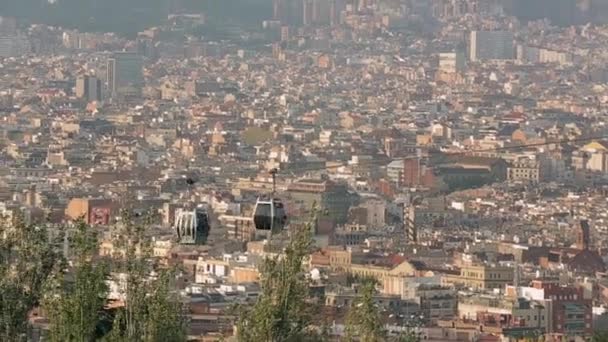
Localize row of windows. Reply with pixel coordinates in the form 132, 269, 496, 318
509, 172, 538, 178
520, 314, 544, 322
461, 271, 507, 280
558, 323, 590, 330
550, 294, 578, 300
487, 273, 506, 279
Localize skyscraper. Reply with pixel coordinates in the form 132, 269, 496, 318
330, 0, 346, 26
303, 0, 314, 26
0, 18, 28, 58
405, 205, 418, 243
76, 75, 102, 102
469, 30, 514, 62
273, 0, 285, 20
0, 17, 17, 35
0, 36, 29, 58
106, 52, 143, 98
273, 0, 304, 26
576, 220, 590, 250
439, 51, 466, 73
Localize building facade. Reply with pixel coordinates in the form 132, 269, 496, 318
76, 75, 103, 102
443, 264, 514, 290
107, 52, 144, 98
469, 30, 514, 62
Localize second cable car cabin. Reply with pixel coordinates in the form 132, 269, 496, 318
253, 197, 287, 235
175, 207, 210, 245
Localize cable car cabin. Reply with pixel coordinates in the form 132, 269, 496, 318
175, 208, 210, 245
253, 198, 287, 234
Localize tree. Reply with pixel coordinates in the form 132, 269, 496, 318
394, 330, 421, 342
344, 280, 386, 342
236, 210, 321, 342
592, 331, 608, 342
142, 271, 187, 342
43, 219, 109, 342
0, 214, 58, 341
104, 211, 186, 342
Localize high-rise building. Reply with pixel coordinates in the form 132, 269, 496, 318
280, 26, 290, 41
330, 0, 344, 26
438, 51, 466, 73
358, 0, 369, 12
0, 17, 17, 35
303, 0, 314, 26
403, 157, 421, 187
576, 219, 590, 250
405, 204, 417, 243
302, 0, 316, 26
0, 34, 29, 58
300, 0, 333, 26
106, 52, 144, 98
287, 179, 355, 225
273, 0, 304, 26
273, 0, 285, 20
507, 0, 586, 27
76, 75, 102, 102
469, 30, 514, 62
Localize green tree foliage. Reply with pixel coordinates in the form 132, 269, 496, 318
104, 211, 186, 342
236, 211, 321, 342
394, 330, 421, 342
344, 280, 422, 342
143, 271, 187, 342
592, 331, 608, 342
43, 219, 109, 342
0, 214, 58, 341
344, 280, 386, 342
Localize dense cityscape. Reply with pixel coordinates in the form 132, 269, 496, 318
1, 0, 608, 341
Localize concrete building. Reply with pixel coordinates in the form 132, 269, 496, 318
469, 30, 514, 62
325, 286, 419, 316
106, 52, 144, 98
513, 280, 593, 337
220, 214, 256, 242
0, 35, 29, 57
439, 51, 466, 73
65, 198, 114, 225
573, 141, 608, 173
458, 292, 550, 335
507, 158, 543, 183
76, 75, 102, 102
403, 283, 458, 324
443, 264, 514, 290
287, 179, 355, 224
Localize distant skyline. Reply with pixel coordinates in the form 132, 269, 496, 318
0, 0, 271, 36
0, 0, 604, 37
